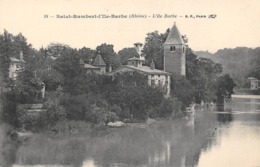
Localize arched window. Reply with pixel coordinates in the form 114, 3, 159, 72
170, 46, 176, 52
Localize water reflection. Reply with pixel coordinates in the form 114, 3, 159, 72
1, 97, 260, 167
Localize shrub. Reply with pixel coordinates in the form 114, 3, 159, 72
157, 98, 182, 117
87, 104, 118, 125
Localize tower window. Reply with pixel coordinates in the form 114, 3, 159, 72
183, 46, 185, 53
170, 46, 176, 52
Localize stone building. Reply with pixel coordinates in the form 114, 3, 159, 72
164, 22, 186, 76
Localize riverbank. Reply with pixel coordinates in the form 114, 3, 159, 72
232, 94, 260, 99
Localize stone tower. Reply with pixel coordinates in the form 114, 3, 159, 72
163, 22, 186, 76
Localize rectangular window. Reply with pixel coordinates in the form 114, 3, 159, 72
151, 79, 155, 88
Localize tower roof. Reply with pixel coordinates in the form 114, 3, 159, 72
93, 54, 106, 66
164, 22, 185, 45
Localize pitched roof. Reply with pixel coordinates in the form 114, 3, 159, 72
107, 65, 171, 75
10, 57, 25, 62
127, 57, 143, 61
93, 54, 106, 66
164, 22, 185, 45
84, 64, 100, 69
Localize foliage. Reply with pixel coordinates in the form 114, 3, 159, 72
142, 30, 169, 70
157, 97, 182, 117
43, 91, 66, 127
16, 105, 46, 131
215, 74, 236, 101
14, 69, 44, 103
39, 69, 64, 91
96, 43, 121, 70
77, 47, 95, 64
195, 47, 260, 88
87, 104, 118, 125
171, 73, 194, 109
118, 47, 138, 65
0, 92, 18, 127
186, 48, 224, 103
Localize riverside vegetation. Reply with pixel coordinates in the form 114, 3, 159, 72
0, 29, 236, 134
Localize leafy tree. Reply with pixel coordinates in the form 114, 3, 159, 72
186, 48, 224, 103
118, 47, 138, 65
215, 74, 236, 103
38, 69, 64, 91
96, 43, 121, 70
46, 43, 71, 58
77, 47, 95, 64
171, 74, 194, 109
143, 31, 167, 69
53, 49, 82, 94
43, 91, 66, 127
13, 69, 44, 103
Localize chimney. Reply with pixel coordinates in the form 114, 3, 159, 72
150, 59, 155, 70
134, 42, 143, 56
89, 59, 93, 64
79, 58, 85, 68
20, 50, 24, 61
108, 64, 112, 72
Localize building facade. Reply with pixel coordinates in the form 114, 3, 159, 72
248, 77, 259, 90
107, 51, 171, 96
9, 51, 25, 80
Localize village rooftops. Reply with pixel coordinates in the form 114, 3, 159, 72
164, 22, 185, 45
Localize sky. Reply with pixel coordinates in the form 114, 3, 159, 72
0, 0, 260, 53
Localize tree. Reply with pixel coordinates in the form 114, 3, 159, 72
215, 74, 236, 104
96, 43, 121, 70
46, 43, 71, 58
118, 47, 138, 65
77, 47, 95, 64
171, 74, 194, 109
38, 69, 64, 91
186, 48, 224, 103
13, 69, 44, 103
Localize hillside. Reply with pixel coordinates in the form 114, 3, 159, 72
195, 47, 260, 87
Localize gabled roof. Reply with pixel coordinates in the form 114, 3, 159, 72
93, 54, 106, 66
164, 22, 185, 45
10, 57, 25, 62
127, 57, 143, 61
248, 77, 258, 80
84, 64, 100, 69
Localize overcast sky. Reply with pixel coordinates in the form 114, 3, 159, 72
0, 0, 260, 53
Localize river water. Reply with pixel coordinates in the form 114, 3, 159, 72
1, 96, 260, 167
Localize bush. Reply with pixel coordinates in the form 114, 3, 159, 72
43, 91, 66, 127
157, 98, 182, 117
17, 105, 46, 132
86, 104, 118, 125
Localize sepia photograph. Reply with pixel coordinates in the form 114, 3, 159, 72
0, 0, 260, 166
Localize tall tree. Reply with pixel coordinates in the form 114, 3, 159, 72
142, 29, 170, 70
96, 43, 120, 70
